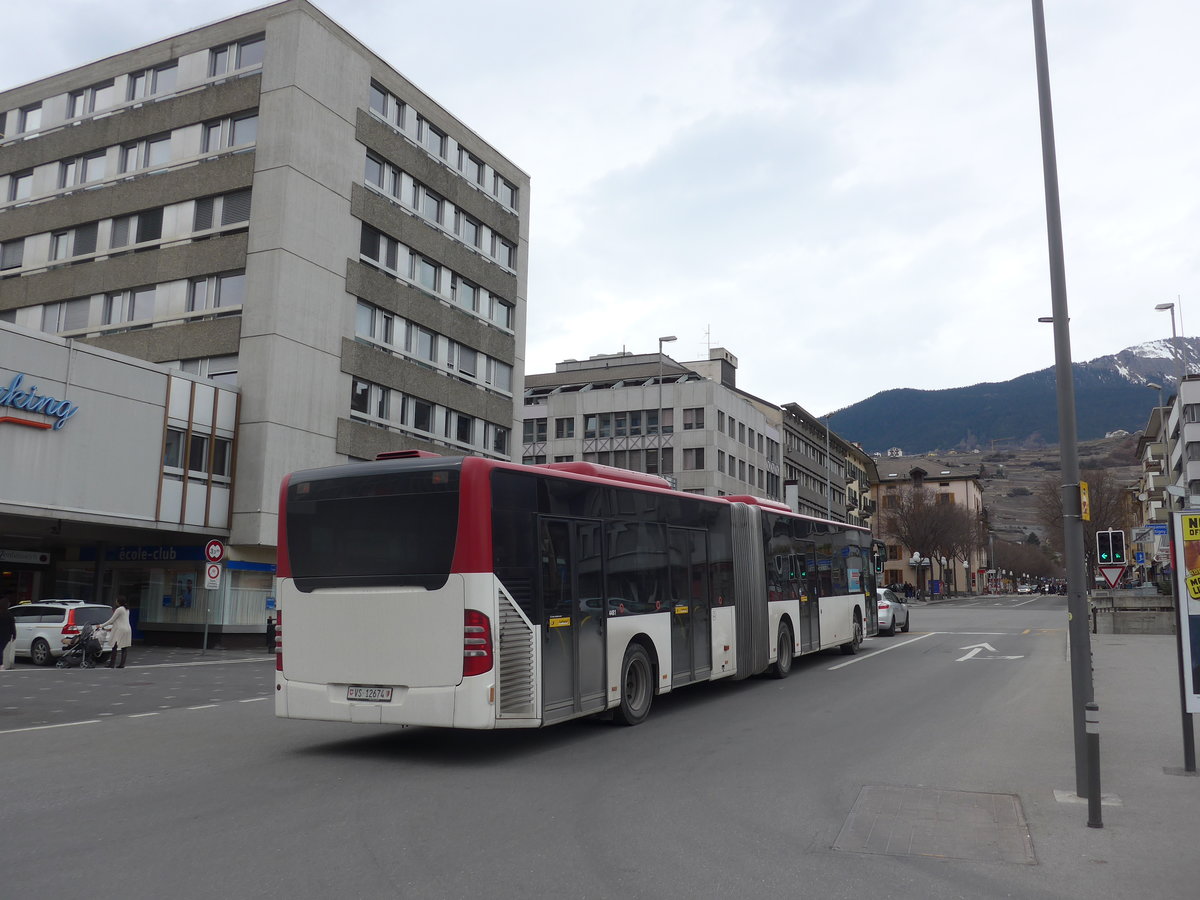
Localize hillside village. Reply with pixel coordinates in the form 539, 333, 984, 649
896, 434, 1142, 556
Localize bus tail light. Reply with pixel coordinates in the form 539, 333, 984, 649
274, 610, 283, 672
463, 610, 493, 677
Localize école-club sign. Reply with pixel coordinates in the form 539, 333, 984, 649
0, 372, 80, 431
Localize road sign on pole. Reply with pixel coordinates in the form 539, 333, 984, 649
205, 562, 222, 589
205, 539, 225, 562
1098, 565, 1126, 589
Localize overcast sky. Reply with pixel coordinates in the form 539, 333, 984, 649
4, 0, 1197, 415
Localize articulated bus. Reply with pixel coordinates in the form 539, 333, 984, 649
274, 453, 879, 728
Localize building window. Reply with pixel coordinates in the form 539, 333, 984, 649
68, 81, 115, 118
683, 408, 705, 430
683, 448, 705, 470
49, 232, 71, 261
203, 112, 259, 151
418, 117, 445, 157
211, 35, 265, 77
0, 239, 24, 271
420, 188, 443, 225
459, 149, 484, 185
413, 255, 439, 292
41, 298, 90, 333
452, 276, 477, 312
60, 151, 108, 188
368, 81, 406, 129
128, 64, 178, 100
364, 153, 384, 189
495, 174, 518, 209
456, 211, 481, 248
523, 418, 548, 443
188, 271, 246, 313
555, 417, 575, 439
8, 170, 33, 202
103, 286, 156, 326
18, 104, 41, 133
492, 235, 515, 269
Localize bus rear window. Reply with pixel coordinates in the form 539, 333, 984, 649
286, 466, 460, 591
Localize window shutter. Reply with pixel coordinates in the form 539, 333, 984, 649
109, 217, 130, 249
221, 189, 252, 225
73, 223, 98, 255
194, 197, 214, 231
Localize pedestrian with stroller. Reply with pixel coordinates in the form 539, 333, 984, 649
1, 593, 16, 670
99, 596, 133, 668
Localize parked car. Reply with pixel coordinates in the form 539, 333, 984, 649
876, 588, 910, 636
1016, 584, 1032, 595
7, 601, 114, 665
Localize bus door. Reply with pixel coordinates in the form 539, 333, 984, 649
798, 542, 820, 653
538, 517, 607, 722
669, 527, 712, 684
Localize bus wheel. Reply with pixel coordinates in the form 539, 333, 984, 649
840, 615, 863, 655
614, 644, 653, 726
771, 622, 793, 679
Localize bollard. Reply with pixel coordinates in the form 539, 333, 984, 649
1085, 702, 1102, 828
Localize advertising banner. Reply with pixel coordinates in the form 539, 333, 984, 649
1170, 512, 1200, 713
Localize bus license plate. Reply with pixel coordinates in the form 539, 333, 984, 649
347, 686, 393, 702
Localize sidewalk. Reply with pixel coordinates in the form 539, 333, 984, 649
1038, 632, 1199, 895
123, 644, 275, 666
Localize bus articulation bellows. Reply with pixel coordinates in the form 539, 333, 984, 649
274, 453, 878, 728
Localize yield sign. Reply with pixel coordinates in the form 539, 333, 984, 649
1098, 565, 1126, 589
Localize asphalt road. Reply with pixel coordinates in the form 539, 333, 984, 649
2, 596, 1195, 899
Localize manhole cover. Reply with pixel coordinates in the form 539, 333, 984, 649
834, 785, 1036, 865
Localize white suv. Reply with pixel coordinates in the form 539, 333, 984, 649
8, 601, 114, 665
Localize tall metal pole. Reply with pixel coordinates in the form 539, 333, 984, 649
1157, 303, 1185, 389
824, 416, 832, 519
1031, 0, 1098, 801
657, 335, 676, 468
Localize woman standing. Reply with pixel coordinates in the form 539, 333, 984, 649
99, 596, 133, 668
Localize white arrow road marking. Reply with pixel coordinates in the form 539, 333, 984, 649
957, 642, 1024, 662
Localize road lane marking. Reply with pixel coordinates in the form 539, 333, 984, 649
188, 704, 218, 710
238, 697, 268, 703
128, 712, 159, 718
0, 719, 101, 735
958, 642, 1024, 661
828, 632, 937, 669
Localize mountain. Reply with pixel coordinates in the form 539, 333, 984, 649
831, 338, 1200, 455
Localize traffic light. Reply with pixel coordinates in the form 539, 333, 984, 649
1110, 530, 1125, 564
1096, 530, 1112, 563
874, 552, 883, 574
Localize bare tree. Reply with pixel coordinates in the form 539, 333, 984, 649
1035, 468, 1137, 562
879, 486, 984, 591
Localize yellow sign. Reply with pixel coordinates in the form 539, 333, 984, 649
1184, 515, 1200, 542
1080, 481, 1090, 521
549, 616, 571, 629
673, 605, 689, 615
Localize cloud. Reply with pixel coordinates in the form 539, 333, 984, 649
3, 0, 1199, 416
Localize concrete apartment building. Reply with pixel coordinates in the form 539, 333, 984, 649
522, 348, 783, 500
0, 1, 528, 639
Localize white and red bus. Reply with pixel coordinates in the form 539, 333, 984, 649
274, 452, 878, 728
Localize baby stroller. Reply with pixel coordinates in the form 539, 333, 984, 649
57, 623, 103, 668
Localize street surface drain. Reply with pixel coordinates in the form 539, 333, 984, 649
834, 785, 1036, 865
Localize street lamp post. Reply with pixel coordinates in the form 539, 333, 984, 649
909, 552, 928, 600
657, 336, 677, 464
1156, 302, 1186, 385
1031, 0, 1100, 805
824, 415, 833, 519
